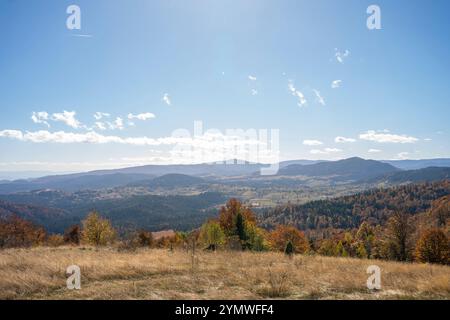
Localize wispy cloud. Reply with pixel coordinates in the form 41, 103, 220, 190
94, 122, 107, 131
0, 129, 264, 151
51, 111, 82, 129
310, 148, 342, 155
107, 117, 124, 130
93, 112, 110, 120
335, 49, 350, 64
251, 89, 258, 96
31, 112, 50, 127
359, 130, 418, 143
127, 113, 156, 121
331, 80, 342, 89
313, 89, 325, 106
288, 81, 307, 107
248, 75, 257, 81
71, 34, 93, 38
163, 93, 171, 106
335, 136, 356, 143
368, 149, 382, 153
396, 152, 410, 159
303, 139, 323, 146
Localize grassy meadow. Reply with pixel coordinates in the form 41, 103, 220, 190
0, 246, 448, 300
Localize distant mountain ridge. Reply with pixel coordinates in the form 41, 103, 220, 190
370, 166, 450, 184
277, 157, 400, 181
382, 158, 450, 170
0, 157, 449, 193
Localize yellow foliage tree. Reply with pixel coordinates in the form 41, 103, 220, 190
81, 211, 116, 246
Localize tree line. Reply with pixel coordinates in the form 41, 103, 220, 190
0, 195, 448, 265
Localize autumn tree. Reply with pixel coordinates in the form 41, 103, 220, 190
415, 229, 449, 265
318, 239, 336, 256
63, 225, 81, 245
356, 222, 375, 257
0, 215, 46, 248
245, 223, 268, 251
81, 211, 116, 246
384, 211, 414, 261
135, 230, 154, 247
269, 225, 309, 254
199, 221, 225, 251
218, 198, 256, 236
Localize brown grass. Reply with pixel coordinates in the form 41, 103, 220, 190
0, 247, 448, 300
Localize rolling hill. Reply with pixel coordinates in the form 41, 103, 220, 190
371, 167, 450, 184
277, 157, 399, 181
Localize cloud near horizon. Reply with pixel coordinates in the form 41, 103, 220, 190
303, 139, 323, 146
359, 130, 418, 143
335, 136, 356, 143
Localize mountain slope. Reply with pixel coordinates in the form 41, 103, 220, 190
371, 167, 450, 184
0, 173, 155, 194
382, 158, 450, 170
259, 180, 450, 231
277, 157, 399, 181
129, 174, 206, 188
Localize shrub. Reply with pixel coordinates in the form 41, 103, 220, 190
63, 225, 81, 245
415, 229, 449, 265
199, 221, 225, 251
81, 211, 116, 246
284, 240, 294, 256
0, 215, 46, 248
136, 230, 154, 247
47, 234, 65, 247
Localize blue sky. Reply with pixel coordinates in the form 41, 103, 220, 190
0, 0, 449, 172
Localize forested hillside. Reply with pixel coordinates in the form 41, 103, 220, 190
259, 180, 450, 231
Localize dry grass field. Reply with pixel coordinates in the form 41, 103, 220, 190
0, 246, 449, 300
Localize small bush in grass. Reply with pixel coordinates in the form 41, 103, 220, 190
47, 234, 65, 247
63, 225, 81, 245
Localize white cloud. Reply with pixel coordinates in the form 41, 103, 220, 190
368, 149, 382, 153
359, 130, 418, 144
93, 112, 110, 120
0, 129, 264, 149
127, 113, 156, 121
424, 138, 432, 141
313, 89, 325, 106
331, 80, 342, 89
94, 122, 107, 131
163, 93, 171, 106
251, 89, 258, 96
248, 75, 257, 81
107, 117, 124, 130
303, 139, 323, 146
397, 152, 409, 159
335, 136, 356, 143
51, 111, 82, 129
288, 81, 307, 107
31, 112, 50, 127
310, 148, 342, 155
0, 130, 23, 140
335, 49, 350, 64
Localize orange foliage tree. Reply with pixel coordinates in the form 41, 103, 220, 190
0, 215, 46, 248
415, 229, 449, 265
268, 225, 309, 254
218, 198, 256, 236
